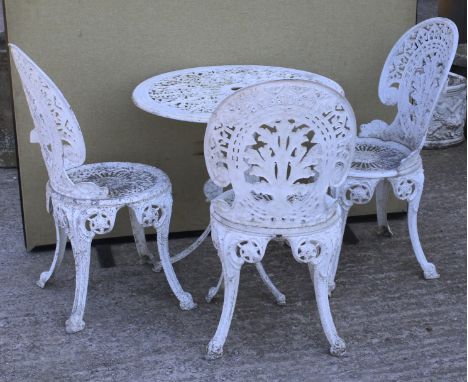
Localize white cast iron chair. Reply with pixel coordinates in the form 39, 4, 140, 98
10, 44, 196, 333
204, 80, 356, 358
330, 18, 459, 289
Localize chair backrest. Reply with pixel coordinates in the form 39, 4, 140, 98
205, 80, 356, 224
9, 44, 86, 195
378, 17, 458, 152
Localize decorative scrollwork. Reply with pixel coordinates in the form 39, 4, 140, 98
203, 180, 224, 202
67, 163, 168, 200
85, 211, 114, 235
205, 80, 356, 228
374, 18, 458, 153
53, 205, 70, 230
135, 65, 344, 124
128, 193, 172, 228
294, 240, 322, 264
351, 139, 409, 172
10, 45, 86, 196
235, 240, 263, 263
141, 204, 163, 227
393, 178, 417, 200
345, 183, 373, 205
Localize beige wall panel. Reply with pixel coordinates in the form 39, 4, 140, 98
5, 0, 415, 249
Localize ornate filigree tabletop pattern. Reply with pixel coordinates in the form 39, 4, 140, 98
132, 65, 344, 123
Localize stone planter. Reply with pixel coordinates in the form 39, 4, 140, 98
425, 72, 466, 149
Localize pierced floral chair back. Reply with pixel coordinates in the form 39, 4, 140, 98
378, 18, 458, 154
9, 44, 92, 196
205, 80, 356, 225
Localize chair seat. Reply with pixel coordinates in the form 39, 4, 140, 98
60, 162, 171, 205
349, 137, 411, 178
211, 190, 339, 235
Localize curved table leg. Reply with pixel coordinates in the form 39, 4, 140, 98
255, 262, 286, 305
206, 272, 224, 303
206, 262, 286, 305
153, 180, 222, 272
152, 224, 212, 272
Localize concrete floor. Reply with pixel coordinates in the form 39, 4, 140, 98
0, 144, 466, 381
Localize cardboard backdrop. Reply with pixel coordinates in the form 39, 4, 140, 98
5, 0, 415, 249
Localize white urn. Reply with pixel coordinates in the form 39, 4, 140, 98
425, 72, 466, 148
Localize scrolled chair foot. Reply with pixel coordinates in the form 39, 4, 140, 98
423, 263, 440, 280
329, 337, 346, 357
205, 341, 224, 360
152, 261, 163, 273
36, 271, 51, 288
275, 293, 286, 306
65, 316, 86, 334
376, 224, 393, 237
138, 253, 154, 265
179, 292, 197, 310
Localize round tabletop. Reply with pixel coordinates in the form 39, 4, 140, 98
132, 65, 344, 123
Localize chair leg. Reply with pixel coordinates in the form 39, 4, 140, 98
313, 266, 346, 356
375, 180, 393, 237
255, 262, 286, 305
406, 179, 439, 280
66, 235, 92, 334
37, 222, 67, 288
289, 223, 346, 355
128, 208, 154, 265
327, 203, 350, 295
390, 172, 439, 279
206, 272, 223, 303
206, 248, 241, 360
156, 209, 197, 311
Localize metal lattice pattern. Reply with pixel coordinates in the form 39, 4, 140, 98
67, 162, 169, 200
132, 65, 344, 123
10, 44, 86, 196
351, 141, 409, 171
205, 80, 356, 228
205, 80, 355, 359
361, 18, 459, 155
339, 18, 457, 298
10, 45, 196, 335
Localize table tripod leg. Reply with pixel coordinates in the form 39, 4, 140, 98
153, 224, 211, 272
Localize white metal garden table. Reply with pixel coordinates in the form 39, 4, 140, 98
132, 65, 345, 269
